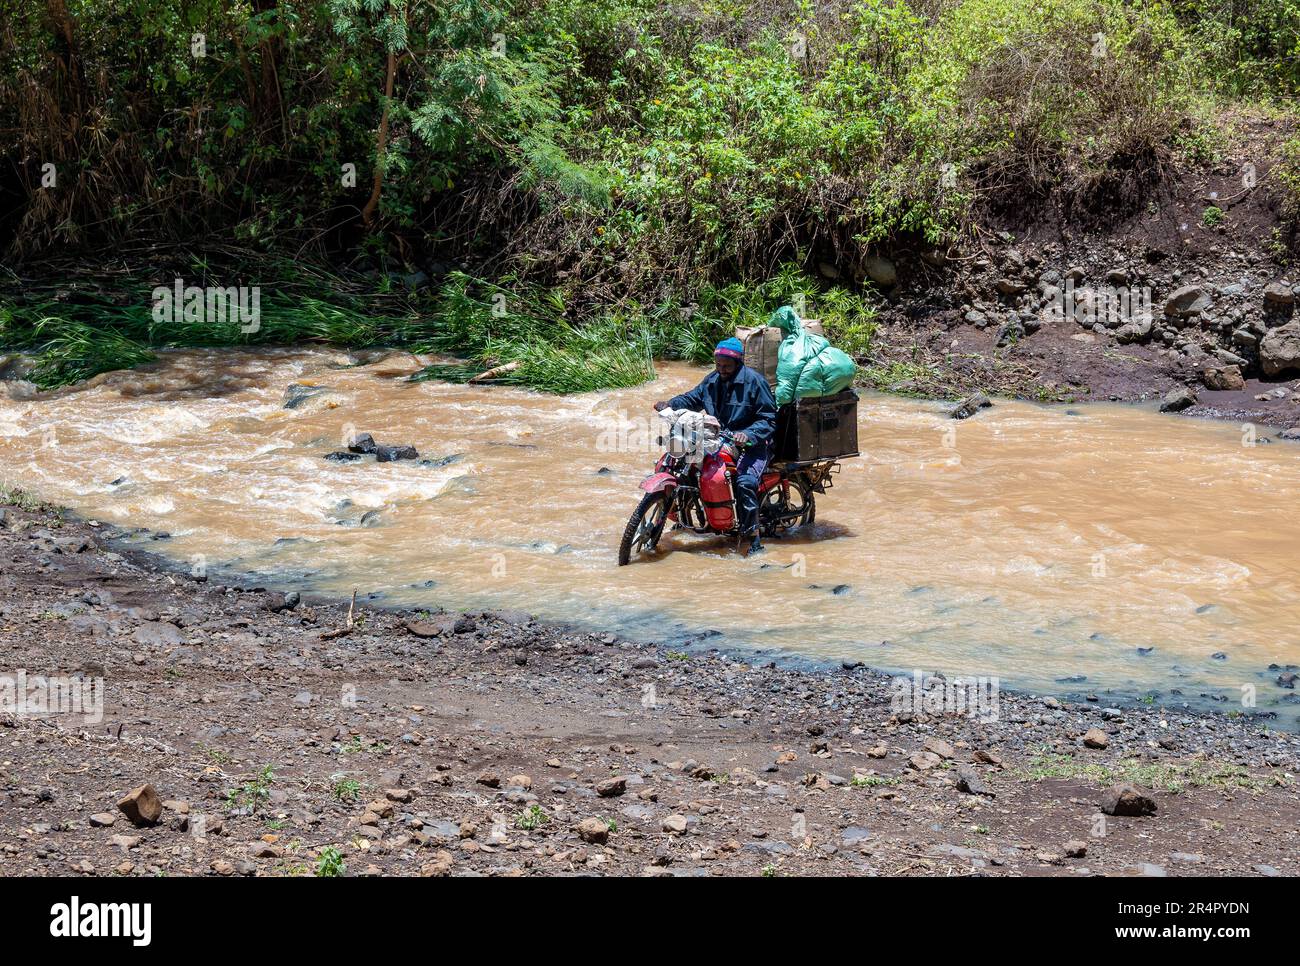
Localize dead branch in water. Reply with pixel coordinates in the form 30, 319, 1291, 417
468, 360, 522, 384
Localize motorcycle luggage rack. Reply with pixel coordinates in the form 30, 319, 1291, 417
778, 456, 855, 470
780, 457, 846, 494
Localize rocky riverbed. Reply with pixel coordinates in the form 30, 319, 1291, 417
1, 500, 1297, 877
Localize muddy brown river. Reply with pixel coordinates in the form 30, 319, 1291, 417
2, 348, 1298, 724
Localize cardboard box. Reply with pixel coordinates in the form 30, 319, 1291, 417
736, 319, 824, 389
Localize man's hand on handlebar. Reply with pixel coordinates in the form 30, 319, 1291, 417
653, 400, 669, 412
732, 431, 750, 448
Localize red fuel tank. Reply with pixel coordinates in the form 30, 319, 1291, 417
699, 452, 735, 531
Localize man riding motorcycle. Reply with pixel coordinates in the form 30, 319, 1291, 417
653, 337, 777, 554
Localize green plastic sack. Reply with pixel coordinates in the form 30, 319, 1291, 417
770, 306, 856, 405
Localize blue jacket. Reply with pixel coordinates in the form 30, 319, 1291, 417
668, 366, 777, 443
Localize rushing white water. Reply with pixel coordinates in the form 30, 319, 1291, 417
3, 347, 1298, 725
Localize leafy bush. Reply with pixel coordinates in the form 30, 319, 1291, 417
0, 0, 1286, 390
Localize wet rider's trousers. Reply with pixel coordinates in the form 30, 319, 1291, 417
733, 441, 771, 536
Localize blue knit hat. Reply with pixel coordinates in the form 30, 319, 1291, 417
714, 337, 744, 360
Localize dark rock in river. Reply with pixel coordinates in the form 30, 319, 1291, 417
325, 452, 363, 463
375, 444, 418, 462
283, 384, 334, 410
419, 454, 462, 468
343, 433, 418, 462
951, 392, 992, 420
1159, 386, 1197, 413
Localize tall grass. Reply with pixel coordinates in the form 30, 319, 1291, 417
0, 289, 425, 390
409, 268, 876, 393
409, 273, 657, 393
0, 264, 877, 394
26, 317, 158, 390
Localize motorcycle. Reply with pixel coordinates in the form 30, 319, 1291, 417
617, 408, 841, 565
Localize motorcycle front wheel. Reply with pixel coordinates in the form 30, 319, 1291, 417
618, 491, 670, 566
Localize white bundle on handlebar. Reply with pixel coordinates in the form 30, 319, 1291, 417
658, 408, 722, 463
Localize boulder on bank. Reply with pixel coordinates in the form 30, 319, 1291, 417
1100, 784, 1157, 817
859, 256, 897, 288
1201, 365, 1244, 391
1163, 284, 1209, 320
0, 353, 39, 382
1260, 322, 1300, 376
117, 783, 163, 826
1159, 387, 1197, 412
1263, 281, 1294, 306
1115, 316, 1153, 345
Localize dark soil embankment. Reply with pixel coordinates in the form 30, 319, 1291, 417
861, 116, 1300, 431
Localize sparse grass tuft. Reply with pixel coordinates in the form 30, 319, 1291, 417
0, 484, 62, 514
850, 774, 900, 788
514, 805, 551, 830
1016, 752, 1272, 792
225, 765, 275, 812
331, 775, 362, 802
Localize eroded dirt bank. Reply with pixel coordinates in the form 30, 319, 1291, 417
1, 503, 1297, 878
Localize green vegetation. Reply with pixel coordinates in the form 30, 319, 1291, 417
315, 846, 346, 877
1275, 135, 1300, 260
0, 484, 63, 515
0, 279, 417, 390
225, 765, 276, 812
2, 0, 1297, 391
201, 746, 233, 766
1016, 751, 1276, 792
339, 735, 388, 756
331, 775, 362, 802
514, 805, 551, 830
850, 774, 900, 788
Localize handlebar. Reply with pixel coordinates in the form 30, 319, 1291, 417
657, 406, 752, 450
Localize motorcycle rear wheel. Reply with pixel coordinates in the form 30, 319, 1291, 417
618, 491, 670, 566
760, 476, 816, 536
